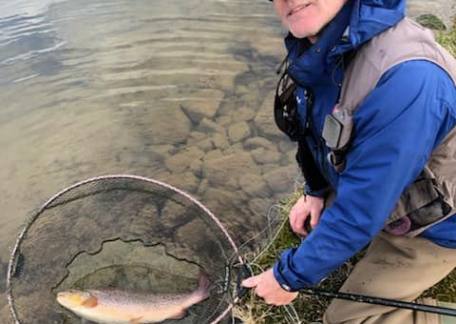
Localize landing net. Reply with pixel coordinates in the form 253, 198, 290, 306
7, 175, 246, 324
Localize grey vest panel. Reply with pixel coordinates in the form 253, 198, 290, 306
337, 18, 456, 237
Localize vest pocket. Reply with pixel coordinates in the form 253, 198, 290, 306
388, 170, 452, 229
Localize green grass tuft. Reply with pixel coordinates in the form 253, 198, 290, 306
437, 23, 456, 57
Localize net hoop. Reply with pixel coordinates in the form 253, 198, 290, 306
7, 174, 244, 324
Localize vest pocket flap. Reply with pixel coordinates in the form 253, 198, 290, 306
390, 179, 440, 222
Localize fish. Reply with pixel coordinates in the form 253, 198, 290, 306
56, 272, 211, 324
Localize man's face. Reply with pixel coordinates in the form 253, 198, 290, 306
273, 0, 348, 40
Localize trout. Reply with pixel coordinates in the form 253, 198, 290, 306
56, 273, 211, 324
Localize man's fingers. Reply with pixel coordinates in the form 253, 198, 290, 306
290, 215, 306, 236
310, 208, 321, 228
241, 276, 258, 288
294, 218, 308, 236
290, 210, 310, 236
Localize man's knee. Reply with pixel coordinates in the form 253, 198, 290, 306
322, 300, 352, 324
322, 299, 380, 324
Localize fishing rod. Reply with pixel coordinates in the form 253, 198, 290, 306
299, 287, 456, 317
235, 264, 456, 318
295, 221, 456, 317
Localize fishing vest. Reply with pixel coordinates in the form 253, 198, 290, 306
323, 18, 456, 237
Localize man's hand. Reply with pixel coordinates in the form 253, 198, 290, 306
241, 268, 298, 306
290, 195, 324, 236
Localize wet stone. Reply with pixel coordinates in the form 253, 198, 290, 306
202, 151, 258, 187
278, 140, 296, 153
203, 188, 246, 212
263, 166, 297, 193
188, 131, 207, 142
161, 199, 194, 229
164, 171, 200, 193
248, 198, 273, 218
244, 137, 274, 150
215, 115, 232, 127
57, 242, 200, 293
203, 149, 223, 161
164, 147, 205, 173
194, 138, 214, 152
189, 159, 203, 177
174, 219, 215, 253
148, 105, 192, 145
231, 107, 256, 123
251, 147, 281, 164
211, 133, 230, 150
197, 179, 209, 196
254, 91, 285, 138
197, 118, 225, 134
228, 122, 251, 143
180, 101, 219, 124
151, 144, 176, 159
228, 142, 244, 153
239, 174, 270, 198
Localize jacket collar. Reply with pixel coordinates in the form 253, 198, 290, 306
285, 0, 405, 87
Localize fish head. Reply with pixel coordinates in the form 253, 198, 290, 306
56, 290, 98, 310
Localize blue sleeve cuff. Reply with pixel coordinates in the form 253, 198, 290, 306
273, 248, 313, 292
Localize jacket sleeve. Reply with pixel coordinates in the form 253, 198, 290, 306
273, 60, 456, 290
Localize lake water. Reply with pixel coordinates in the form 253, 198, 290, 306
0, 0, 454, 322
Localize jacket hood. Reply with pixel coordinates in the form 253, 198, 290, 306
285, 0, 406, 85
350, 0, 405, 47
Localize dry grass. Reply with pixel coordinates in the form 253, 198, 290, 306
437, 25, 456, 56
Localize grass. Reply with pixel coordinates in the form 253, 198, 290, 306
437, 24, 456, 57
233, 20, 456, 323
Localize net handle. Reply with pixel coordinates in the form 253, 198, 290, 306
7, 174, 244, 324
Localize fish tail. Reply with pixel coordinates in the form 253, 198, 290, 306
191, 271, 211, 303
198, 271, 211, 295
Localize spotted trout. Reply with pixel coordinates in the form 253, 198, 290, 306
56, 273, 210, 323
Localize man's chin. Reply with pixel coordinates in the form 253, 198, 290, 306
288, 25, 321, 40
290, 30, 319, 41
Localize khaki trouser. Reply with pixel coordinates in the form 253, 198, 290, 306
323, 232, 456, 324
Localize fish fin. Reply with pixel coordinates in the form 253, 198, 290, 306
81, 296, 98, 308
196, 271, 211, 300
170, 309, 187, 320
129, 316, 143, 324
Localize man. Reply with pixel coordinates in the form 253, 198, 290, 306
242, 0, 456, 323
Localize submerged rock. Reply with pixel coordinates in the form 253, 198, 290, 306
263, 166, 297, 193
164, 147, 205, 173
239, 174, 271, 198
202, 151, 258, 187
228, 122, 251, 143
254, 92, 286, 138
182, 89, 224, 120
148, 105, 192, 145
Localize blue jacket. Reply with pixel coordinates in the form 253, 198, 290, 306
273, 0, 456, 291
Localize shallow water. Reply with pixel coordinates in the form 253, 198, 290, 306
0, 0, 454, 322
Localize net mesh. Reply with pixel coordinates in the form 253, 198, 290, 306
7, 175, 242, 324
